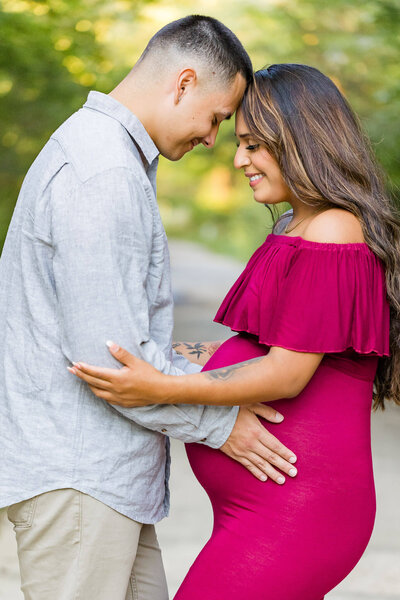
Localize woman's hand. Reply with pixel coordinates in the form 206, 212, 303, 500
68, 342, 167, 407
69, 342, 323, 410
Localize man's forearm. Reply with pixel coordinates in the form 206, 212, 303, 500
172, 341, 223, 366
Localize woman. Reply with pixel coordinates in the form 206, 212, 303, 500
69, 65, 400, 599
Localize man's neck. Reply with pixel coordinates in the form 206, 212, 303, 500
109, 78, 157, 142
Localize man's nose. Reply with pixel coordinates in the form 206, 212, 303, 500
202, 124, 219, 149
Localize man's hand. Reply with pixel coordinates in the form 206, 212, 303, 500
220, 404, 297, 484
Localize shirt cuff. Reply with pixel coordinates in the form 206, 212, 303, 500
198, 405, 239, 449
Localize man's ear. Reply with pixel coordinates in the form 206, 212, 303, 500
174, 68, 198, 105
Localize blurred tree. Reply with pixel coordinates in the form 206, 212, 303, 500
156, 0, 400, 258
0, 0, 154, 247
1, 0, 399, 258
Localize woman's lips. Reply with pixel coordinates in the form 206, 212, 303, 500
247, 174, 265, 188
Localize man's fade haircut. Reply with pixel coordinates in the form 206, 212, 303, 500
139, 15, 253, 87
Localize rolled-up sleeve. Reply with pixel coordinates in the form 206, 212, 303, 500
51, 167, 238, 448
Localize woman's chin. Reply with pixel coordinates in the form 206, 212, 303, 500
254, 193, 271, 205
253, 192, 283, 206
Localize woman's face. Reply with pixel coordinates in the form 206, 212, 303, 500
234, 110, 293, 206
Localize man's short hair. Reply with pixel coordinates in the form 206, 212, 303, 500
140, 15, 253, 86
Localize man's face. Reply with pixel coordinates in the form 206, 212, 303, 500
159, 72, 247, 161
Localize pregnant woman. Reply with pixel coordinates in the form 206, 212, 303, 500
70, 65, 400, 598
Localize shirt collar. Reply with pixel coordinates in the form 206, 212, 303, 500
83, 90, 159, 166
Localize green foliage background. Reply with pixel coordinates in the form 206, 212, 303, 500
1, 0, 399, 259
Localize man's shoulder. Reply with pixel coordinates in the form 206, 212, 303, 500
51, 107, 144, 184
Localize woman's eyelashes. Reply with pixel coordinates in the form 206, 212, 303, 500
235, 142, 260, 150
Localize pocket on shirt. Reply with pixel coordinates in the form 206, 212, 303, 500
7, 496, 38, 528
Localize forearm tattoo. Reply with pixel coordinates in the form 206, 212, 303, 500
172, 342, 208, 359
206, 356, 264, 381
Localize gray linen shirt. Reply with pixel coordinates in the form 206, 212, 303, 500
0, 91, 238, 523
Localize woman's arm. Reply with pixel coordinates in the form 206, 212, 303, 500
165, 347, 322, 405
172, 341, 223, 366
69, 344, 323, 408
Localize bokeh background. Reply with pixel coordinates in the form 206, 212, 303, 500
1, 0, 399, 258
1, 2, 400, 598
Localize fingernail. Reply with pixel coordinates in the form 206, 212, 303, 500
289, 456, 297, 464
72, 362, 81, 368
289, 468, 297, 477
277, 476, 285, 484
275, 412, 284, 422
260, 475, 267, 482
67, 367, 75, 374
106, 340, 118, 351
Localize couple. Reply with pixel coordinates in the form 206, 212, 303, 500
1, 14, 399, 600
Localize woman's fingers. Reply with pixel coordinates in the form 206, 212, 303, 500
106, 342, 137, 368
68, 343, 145, 385
68, 345, 162, 408
84, 382, 150, 408
87, 385, 140, 407
87, 385, 116, 402
67, 367, 113, 390
84, 383, 135, 406
69, 362, 118, 382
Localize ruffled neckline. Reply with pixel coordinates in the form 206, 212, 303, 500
214, 233, 390, 357
266, 233, 373, 252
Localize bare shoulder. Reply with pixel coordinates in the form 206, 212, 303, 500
303, 208, 365, 244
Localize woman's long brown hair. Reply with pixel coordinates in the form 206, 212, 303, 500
241, 64, 400, 409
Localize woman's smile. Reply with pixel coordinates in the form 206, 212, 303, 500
234, 110, 293, 204
245, 172, 265, 187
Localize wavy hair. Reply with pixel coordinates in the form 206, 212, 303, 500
240, 64, 400, 409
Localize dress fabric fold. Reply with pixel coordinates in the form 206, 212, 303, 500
215, 233, 390, 356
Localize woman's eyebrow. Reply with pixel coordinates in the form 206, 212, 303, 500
234, 132, 251, 138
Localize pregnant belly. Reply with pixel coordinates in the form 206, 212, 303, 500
186, 333, 376, 532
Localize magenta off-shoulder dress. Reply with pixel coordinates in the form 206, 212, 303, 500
175, 234, 390, 600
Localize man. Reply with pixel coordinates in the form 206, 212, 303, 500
0, 15, 296, 600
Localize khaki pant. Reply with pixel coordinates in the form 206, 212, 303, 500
7, 489, 169, 600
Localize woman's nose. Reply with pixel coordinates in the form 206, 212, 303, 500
233, 147, 250, 170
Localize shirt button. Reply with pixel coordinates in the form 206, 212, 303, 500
200, 437, 207, 442
161, 428, 167, 433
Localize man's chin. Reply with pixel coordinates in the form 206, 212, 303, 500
161, 147, 190, 162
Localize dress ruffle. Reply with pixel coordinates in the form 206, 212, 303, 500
214, 234, 390, 356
